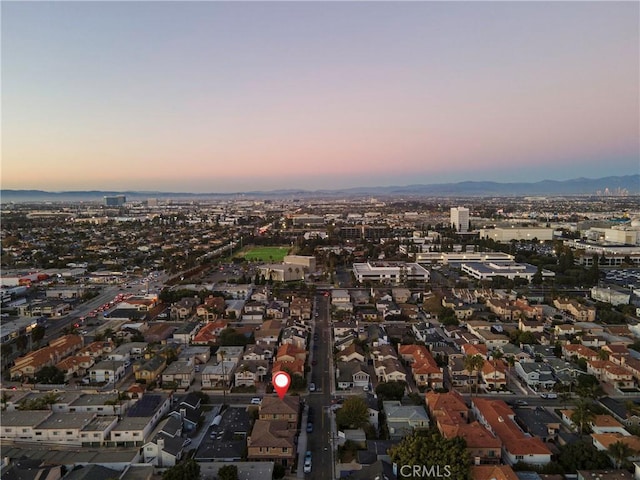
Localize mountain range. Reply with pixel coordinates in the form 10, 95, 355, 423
1, 175, 638, 202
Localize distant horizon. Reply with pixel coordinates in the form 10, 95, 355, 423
2, 173, 638, 197
3, 2, 638, 192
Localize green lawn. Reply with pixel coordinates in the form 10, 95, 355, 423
241, 246, 290, 262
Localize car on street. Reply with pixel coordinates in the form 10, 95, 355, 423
303, 451, 312, 473
309, 383, 316, 392
515, 400, 529, 406
540, 393, 558, 399
306, 422, 313, 433
251, 397, 262, 405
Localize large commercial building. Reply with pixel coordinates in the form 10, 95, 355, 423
460, 262, 555, 282
352, 261, 430, 284
479, 227, 557, 242
104, 195, 126, 207
450, 207, 470, 233
415, 252, 514, 266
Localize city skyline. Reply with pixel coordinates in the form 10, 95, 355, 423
2, 1, 638, 193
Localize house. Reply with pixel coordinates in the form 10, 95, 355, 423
382, 401, 429, 440
259, 396, 299, 429
588, 360, 635, 389
370, 344, 398, 362
280, 327, 306, 350
399, 344, 443, 390
591, 415, 630, 435
481, 359, 507, 390
332, 289, 353, 311
201, 360, 237, 389
171, 322, 200, 344
599, 397, 640, 427
234, 360, 269, 387
276, 344, 306, 363
79, 340, 115, 359
141, 416, 184, 467
289, 296, 312, 320
170, 297, 199, 320
591, 433, 640, 462
247, 420, 296, 467
425, 391, 469, 429
555, 324, 578, 337
10, 334, 84, 379
56, 355, 94, 381
554, 298, 596, 322
336, 361, 370, 390
337, 344, 366, 363
471, 465, 519, 480
462, 343, 488, 359
472, 398, 552, 466
412, 322, 435, 342
243, 344, 272, 361
374, 358, 407, 383
440, 421, 502, 465
196, 295, 226, 320
255, 319, 282, 347
134, 356, 166, 383
161, 360, 195, 389
192, 320, 228, 345
334, 333, 357, 352
514, 361, 556, 390
272, 359, 305, 377
519, 318, 545, 333
166, 392, 201, 433
89, 360, 126, 384
179, 345, 211, 365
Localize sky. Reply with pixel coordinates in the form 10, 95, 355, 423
2, 1, 639, 193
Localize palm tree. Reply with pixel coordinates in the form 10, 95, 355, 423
607, 440, 634, 469
571, 399, 595, 435
464, 354, 485, 396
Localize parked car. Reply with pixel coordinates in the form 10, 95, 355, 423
309, 383, 316, 392
306, 422, 313, 433
304, 451, 312, 473
251, 397, 262, 405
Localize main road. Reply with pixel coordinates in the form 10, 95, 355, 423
304, 292, 335, 480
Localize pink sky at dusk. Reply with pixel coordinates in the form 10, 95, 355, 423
2, 1, 638, 193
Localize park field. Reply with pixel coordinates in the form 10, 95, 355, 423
240, 246, 290, 262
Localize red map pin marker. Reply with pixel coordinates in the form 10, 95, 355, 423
273, 371, 291, 399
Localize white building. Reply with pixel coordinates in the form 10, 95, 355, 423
461, 262, 555, 282
479, 227, 557, 242
451, 207, 470, 233
591, 287, 631, 306
352, 262, 430, 284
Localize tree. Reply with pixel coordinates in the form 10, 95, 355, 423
374, 381, 406, 401
16, 335, 28, 352
220, 328, 249, 346
607, 440, 634, 469
162, 459, 200, 480
336, 396, 369, 430
217, 465, 238, 480
463, 354, 485, 396
532, 266, 543, 285
543, 440, 611, 473
389, 430, 471, 480
575, 374, 604, 399
31, 325, 46, 344
35, 366, 65, 384
571, 399, 596, 435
